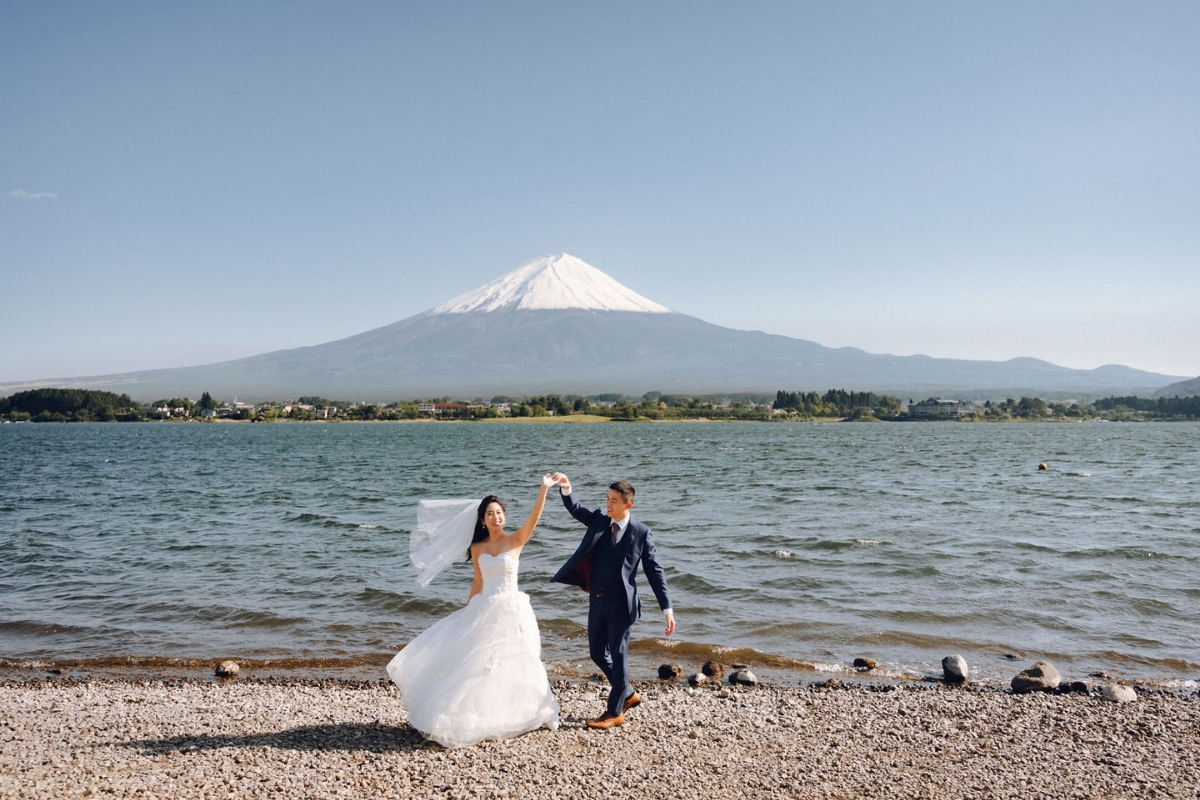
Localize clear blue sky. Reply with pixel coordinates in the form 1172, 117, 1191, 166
3, 1, 1197, 382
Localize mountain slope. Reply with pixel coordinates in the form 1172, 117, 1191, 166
0, 254, 1184, 401
1152, 375, 1200, 398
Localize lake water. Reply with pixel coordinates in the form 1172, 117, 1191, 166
2, 421, 1197, 686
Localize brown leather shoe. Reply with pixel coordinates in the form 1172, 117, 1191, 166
622, 692, 642, 713
585, 713, 626, 730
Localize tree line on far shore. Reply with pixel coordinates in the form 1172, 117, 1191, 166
1092, 395, 1200, 418
3, 387, 1200, 423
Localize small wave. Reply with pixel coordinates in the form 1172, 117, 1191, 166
1064, 546, 1187, 562
802, 539, 858, 553
808, 661, 852, 675
1065, 472, 1092, 477
358, 524, 379, 530
855, 538, 889, 546
209, 609, 310, 630
286, 512, 372, 532
537, 618, 588, 639
773, 550, 793, 559
0, 619, 98, 637
670, 573, 730, 595
354, 588, 459, 616
1088, 649, 1200, 673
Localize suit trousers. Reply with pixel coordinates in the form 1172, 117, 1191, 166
588, 596, 633, 717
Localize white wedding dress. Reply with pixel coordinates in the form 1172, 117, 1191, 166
387, 549, 560, 748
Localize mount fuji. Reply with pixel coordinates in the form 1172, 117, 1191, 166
3, 254, 1184, 401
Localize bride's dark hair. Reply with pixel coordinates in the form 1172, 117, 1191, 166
468, 495, 505, 558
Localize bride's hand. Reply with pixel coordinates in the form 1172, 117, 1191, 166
541, 473, 556, 488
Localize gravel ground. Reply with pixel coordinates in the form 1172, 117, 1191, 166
2, 676, 1198, 799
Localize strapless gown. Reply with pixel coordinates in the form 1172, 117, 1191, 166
387, 549, 560, 748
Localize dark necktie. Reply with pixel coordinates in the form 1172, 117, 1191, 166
610, 521, 620, 545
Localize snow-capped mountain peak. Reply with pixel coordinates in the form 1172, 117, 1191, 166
430, 254, 672, 314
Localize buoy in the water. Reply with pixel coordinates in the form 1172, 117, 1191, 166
1038, 463, 1048, 471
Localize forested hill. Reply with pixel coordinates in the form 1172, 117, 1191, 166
0, 388, 141, 422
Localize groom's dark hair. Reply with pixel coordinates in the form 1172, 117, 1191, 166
609, 481, 635, 503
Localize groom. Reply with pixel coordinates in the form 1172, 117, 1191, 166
550, 474, 674, 729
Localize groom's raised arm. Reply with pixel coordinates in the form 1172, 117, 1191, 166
553, 473, 595, 526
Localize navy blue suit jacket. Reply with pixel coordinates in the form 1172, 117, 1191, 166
551, 491, 671, 622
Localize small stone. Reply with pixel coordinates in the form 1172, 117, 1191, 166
942, 655, 969, 684
729, 668, 758, 686
702, 661, 725, 678
687, 673, 708, 687
215, 660, 240, 678
1011, 660, 1060, 694
853, 657, 878, 671
687, 728, 700, 739
1101, 684, 1137, 703
1004, 653, 1023, 660
717, 688, 732, 699
815, 678, 842, 689
658, 663, 684, 680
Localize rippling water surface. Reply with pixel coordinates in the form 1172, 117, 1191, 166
2, 421, 1198, 683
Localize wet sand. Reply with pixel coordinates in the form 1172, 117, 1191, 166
2, 674, 1198, 799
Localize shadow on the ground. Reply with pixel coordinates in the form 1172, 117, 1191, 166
114, 722, 434, 754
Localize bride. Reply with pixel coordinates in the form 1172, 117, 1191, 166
387, 475, 560, 748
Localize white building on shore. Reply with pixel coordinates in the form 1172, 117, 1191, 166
908, 398, 971, 418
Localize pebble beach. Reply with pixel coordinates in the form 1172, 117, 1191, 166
3, 673, 1198, 799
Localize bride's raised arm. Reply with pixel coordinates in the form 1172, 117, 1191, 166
509, 474, 555, 549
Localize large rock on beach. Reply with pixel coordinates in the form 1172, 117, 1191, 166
687, 673, 708, 687
729, 668, 758, 686
658, 663, 683, 680
942, 655, 969, 684
214, 660, 240, 678
853, 657, 879, 671
1011, 661, 1060, 694
702, 661, 725, 678
1101, 684, 1137, 703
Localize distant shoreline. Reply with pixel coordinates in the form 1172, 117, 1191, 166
10, 416, 1200, 425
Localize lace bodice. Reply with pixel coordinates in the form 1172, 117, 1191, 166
478, 550, 520, 597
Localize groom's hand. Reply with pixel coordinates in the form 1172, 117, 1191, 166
551, 472, 571, 494
664, 609, 675, 637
